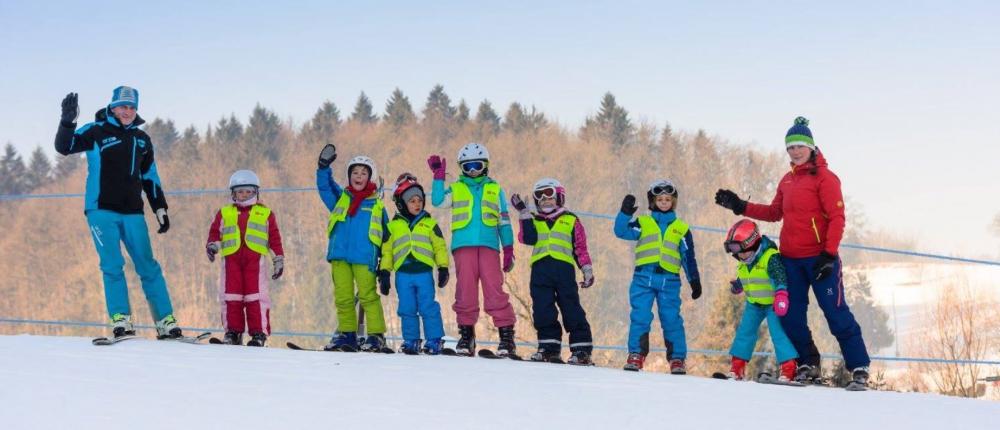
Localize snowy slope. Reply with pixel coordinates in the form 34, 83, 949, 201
1, 335, 997, 430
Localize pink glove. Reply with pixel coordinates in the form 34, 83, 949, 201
502, 245, 515, 273
427, 155, 447, 180
773, 290, 789, 317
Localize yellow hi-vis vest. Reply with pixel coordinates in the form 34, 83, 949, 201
737, 247, 780, 305
220, 204, 271, 256
450, 181, 501, 230
634, 216, 689, 273
326, 192, 384, 246
381, 216, 449, 271
530, 214, 577, 266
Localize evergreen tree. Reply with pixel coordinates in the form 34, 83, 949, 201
474, 100, 501, 137
582, 92, 635, 146
245, 104, 282, 162
455, 99, 470, 126
216, 115, 244, 145
421, 84, 456, 124
24, 147, 53, 191
350, 92, 378, 124
302, 101, 342, 144
0, 143, 28, 195
383, 88, 416, 129
145, 118, 180, 150
503, 103, 547, 134
54, 153, 80, 178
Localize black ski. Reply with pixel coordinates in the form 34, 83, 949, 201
92, 334, 138, 346
208, 337, 226, 345
756, 372, 805, 387
712, 372, 733, 380
477, 349, 523, 361
441, 348, 474, 357
160, 332, 212, 344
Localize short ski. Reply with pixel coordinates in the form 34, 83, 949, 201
441, 348, 474, 357
160, 332, 212, 344
844, 381, 868, 391
92, 334, 138, 346
757, 373, 805, 387
477, 349, 523, 361
208, 337, 226, 345
712, 372, 733, 380
285, 342, 355, 352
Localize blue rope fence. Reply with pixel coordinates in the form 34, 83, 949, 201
2, 187, 998, 266
1, 318, 998, 366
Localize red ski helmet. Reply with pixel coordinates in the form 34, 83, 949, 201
724, 219, 761, 254
393, 172, 425, 213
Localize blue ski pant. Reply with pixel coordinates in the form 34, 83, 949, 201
730, 302, 798, 363
781, 255, 870, 370
86, 209, 173, 321
627, 267, 686, 359
394, 271, 445, 342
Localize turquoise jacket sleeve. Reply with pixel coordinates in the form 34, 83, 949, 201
431, 179, 449, 207
498, 188, 514, 247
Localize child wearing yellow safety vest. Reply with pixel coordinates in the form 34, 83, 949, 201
722, 219, 798, 381
205, 170, 284, 347
316, 145, 390, 352
614, 179, 702, 374
512, 178, 596, 366
427, 142, 518, 357
377, 173, 450, 355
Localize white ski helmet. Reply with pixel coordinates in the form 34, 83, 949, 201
228, 169, 261, 189
533, 177, 566, 207
457, 142, 490, 163
346, 155, 377, 181
647, 179, 678, 210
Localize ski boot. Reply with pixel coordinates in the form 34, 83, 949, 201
851, 366, 870, 387
422, 338, 444, 355
567, 350, 594, 366
324, 332, 358, 352
360, 333, 387, 352
529, 347, 562, 363
669, 358, 687, 375
496, 326, 516, 358
110, 313, 135, 338
623, 352, 646, 371
400, 339, 423, 355
222, 331, 243, 345
247, 332, 267, 347
455, 325, 476, 356
155, 314, 182, 339
794, 364, 820, 383
778, 359, 798, 382
727, 357, 748, 380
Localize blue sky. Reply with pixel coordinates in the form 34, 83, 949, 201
2, 0, 998, 257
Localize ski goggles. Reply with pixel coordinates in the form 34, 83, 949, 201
460, 160, 486, 173
650, 183, 676, 196
533, 187, 557, 200
231, 185, 258, 194
395, 173, 417, 186
724, 240, 746, 254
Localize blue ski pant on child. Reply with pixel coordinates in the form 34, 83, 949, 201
627, 267, 686, 359
394, 271, 445, 341
86, 209, 174, 321
730, 302, 798, 363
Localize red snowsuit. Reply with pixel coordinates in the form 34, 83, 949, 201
207, 203, 284, 334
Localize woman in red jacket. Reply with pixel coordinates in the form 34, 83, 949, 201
715, 117, 870, 388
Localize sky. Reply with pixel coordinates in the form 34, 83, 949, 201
2, 0, 998, 258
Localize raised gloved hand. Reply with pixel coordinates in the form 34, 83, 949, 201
714, 189, 747, 215
729, 279, 743, 295
437, 267, 449, 288
61, 92, 79, 124
773, 289, 790, 317
317, 143, 337, 169
378, 269, 392, 295
502, 245, 515, 273
510, 193, 527, 211
813, 251, 837, 282
690, 279, 702, 300
579, 265, 595, 288
271, 255, 284, 280
155, 208, 170, 234
620, 194, 637, 216
427, 155, 447, 180
206, 242, 219, 263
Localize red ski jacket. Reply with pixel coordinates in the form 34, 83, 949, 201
743, 151, 845, 258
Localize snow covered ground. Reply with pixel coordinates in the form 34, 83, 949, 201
1, 334, 998, 430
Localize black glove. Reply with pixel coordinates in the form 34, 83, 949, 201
714, 189, 747, 215
813, 251, 837, 282
377, 269, 391, 295
510, 194, 527, 212
61, 92, 79, 125
318, 143, 337, 169
437, 267, 449, 288
620, 194, 638, 215
271, 256, 284, 280
155, 209, 170, 234
206, 243, 219, 262
690, 279, 702, 300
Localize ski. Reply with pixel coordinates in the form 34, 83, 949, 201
845, 381, 868, 391
285, 341, 356, 352
92, 334, 138, 346
208, 337, 227, 345
712, 372, 734, 380
160, 332, 212, 344
441, 348, 474, 357
756, 372, 805, 387
477, 349, 523, 361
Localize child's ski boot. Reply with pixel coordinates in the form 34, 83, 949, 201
778, 359, 798, 382
496, 326, 517, 358
247, 332, 267, 347
623, 352, 645, 371
360, 333, 387, 352
728, 357, 748, 380
529, 347, 563, 363
222, 331, 243, 345
400, 339, 423, 355
669, 358, 687, 375
422, 338, 444, 355
567, 350, 594, 366
324, 332, 358, 352
454, 325, 476, 357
